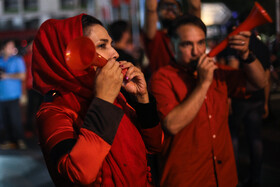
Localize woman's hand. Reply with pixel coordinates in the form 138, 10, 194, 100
94, 58, 123, 103
120, 61, 149, 103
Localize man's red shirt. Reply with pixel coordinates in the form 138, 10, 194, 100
150, 63, 247, 187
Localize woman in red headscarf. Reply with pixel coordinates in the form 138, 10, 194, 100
32, 14, 163, 186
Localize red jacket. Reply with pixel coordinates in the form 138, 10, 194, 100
37, 92, 162, 186
32, 14, 163, 186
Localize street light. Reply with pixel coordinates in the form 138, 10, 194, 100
201, 3, 231, 26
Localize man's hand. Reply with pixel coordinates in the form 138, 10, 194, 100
228, 31, 251, 60
196, 54, 218, 88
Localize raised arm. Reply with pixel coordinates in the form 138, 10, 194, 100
144, 0, 158, 40
187, 0, 201, 18
243, 57, 268, 91
228, 31, 268, 91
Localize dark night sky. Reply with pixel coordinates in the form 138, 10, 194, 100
182, 0, 276, 35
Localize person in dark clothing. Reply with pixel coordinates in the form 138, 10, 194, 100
23, 41, 43, 137
108, 20, 137, 65
108, 20, 144, 107
270, 33, 280, 92
218, 31, 271, 187
0, 40, 27, 150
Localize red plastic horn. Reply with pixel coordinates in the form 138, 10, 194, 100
208, 2, 273, 57
65, 36, 107, 70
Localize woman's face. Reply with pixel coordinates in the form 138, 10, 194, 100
86, 24, 119, 60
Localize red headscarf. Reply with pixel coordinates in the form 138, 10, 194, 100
32, 14, 96, 103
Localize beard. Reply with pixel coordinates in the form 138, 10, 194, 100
160, 18, 173, 30
189, 59, 199, 70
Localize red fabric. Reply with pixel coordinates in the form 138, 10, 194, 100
23, 50, 33, 90
112, 0, 120, 7
143, 31, 174, 74
150, 63, 246, 187
37, 94, 161, 186
112, 0, 130, 7
33, 14, 162, 186
32, 13, 95, 102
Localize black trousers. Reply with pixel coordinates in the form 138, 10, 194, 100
0, 99, 24, 143
229, 99, 264, 182
25, 89, 43, 132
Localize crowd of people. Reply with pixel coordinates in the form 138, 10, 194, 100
0, 0, 279, 186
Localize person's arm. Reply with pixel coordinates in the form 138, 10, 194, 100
1, 57, 26, 81
37, 97, 124, 185
242, 57, 267, 91
187, 0, 201, 18
1, 72, 25, 80
120, 61, 163, 150
134, 94, 163, 153
163, 54, 217, 135
228, 31, 267, 91
163, 80, 209, 135
57, 98, 123, 185
263, 69, 270, 118
144, 0, 158, 40
38, 59, 125, 185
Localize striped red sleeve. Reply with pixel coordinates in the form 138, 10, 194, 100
37, 97, 124, 185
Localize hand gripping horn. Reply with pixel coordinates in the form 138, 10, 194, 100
208, 2, 273, 57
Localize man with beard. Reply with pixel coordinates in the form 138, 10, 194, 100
149, 14, 267, 186
143, 0, 200, 80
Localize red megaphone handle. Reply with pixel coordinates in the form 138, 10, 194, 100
95, 53, 127, 77
208, 2, 272, 57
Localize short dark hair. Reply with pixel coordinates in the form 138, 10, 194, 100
82, 15, 103, 36
169, 13, 207, 39
107, 20, 131, 42
0, 40, 14, 50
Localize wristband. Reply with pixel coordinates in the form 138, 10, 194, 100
240, 51, 256, 64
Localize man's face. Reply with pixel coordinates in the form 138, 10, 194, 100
173, 24, 206, 66
119, 31, 134, 53
158, 0, 181, 28
3, 41, 17, 57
